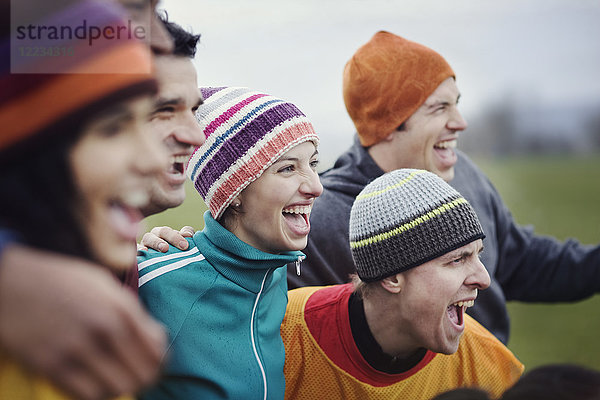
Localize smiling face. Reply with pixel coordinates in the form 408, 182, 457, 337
225, 141, 323, 254
389, 239, 490, 356
390, 77, 467, 182
70, 96, 167, 271
142, 55, 204, 216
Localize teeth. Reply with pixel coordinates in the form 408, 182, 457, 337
120, 190, 150, 208
435, 140, 457, 149
170, 155, 190, 164
282, 205, 312, 215
452, 300, 475, 308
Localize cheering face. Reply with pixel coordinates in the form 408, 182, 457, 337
70, 95, 168, 271
391, 239, 490, 356
228, 141, 323, 254
390, 77, 467, 182
142, 55, 204, 216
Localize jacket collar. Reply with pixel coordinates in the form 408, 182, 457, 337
194, 211, 304, 292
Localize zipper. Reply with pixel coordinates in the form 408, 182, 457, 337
250, 269, 270, 400
295, 255, 305, 276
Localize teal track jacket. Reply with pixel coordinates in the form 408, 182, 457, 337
138, 211, 304, 400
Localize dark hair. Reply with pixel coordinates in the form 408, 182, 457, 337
0, 127, 91, 260
501, 364, 600, 400
0, 83, 155, 263
159, 13, 200, 58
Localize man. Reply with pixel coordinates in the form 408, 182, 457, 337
121, 16, 205, 287
289, 31, 600, 344
0, 2, 200, 399
281, 169, 523, 399
140, 16, 205, 218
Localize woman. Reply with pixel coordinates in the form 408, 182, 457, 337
0, 1, 167, 398
137, 86, 323, 400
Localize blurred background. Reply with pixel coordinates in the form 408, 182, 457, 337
147, 0, 600, 371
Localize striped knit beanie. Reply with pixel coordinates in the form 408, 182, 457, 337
0, 0, 155, 155
343, 31, 455, 147
188, 87, 319, 219
349, 169, 484, 282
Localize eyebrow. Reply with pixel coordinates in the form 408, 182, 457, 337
440, 243, 484, 262
154, 95, 204, 110
424, 94, 461, 110
439, 250, 468, 262
153, 97, 184, 109
274, 149, 319, 164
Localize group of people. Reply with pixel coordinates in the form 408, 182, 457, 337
1, 1, 600, 399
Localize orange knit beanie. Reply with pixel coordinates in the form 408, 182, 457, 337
343, 31, 455, 147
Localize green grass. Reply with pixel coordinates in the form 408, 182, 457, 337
473, 155, 600, 371
141, 183, 208, 233
142, 155, 600, 371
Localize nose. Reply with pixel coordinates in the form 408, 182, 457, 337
465, 258, 491, 290
173, 112, 206, 147
301, 169, 323, 199
447, 108, 468, 132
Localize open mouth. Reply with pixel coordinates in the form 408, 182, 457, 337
107, 190, 149, 241
170, 155, 190, 175
282, 205, 312, 236
434, 139, 457, 150
433, 139, 458, 170
447, 299, 475, 327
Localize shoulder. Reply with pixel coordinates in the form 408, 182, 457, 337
460, 315, 524, 370
286, 285, 347, 319
137, 237, 197, 262
137, 238, 207, 288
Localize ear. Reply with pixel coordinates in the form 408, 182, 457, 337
379, 273, 404, 294
381, 131, 397, 142
231, 195, 242, 208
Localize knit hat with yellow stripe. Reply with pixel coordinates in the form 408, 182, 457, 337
349, 169, 485, 282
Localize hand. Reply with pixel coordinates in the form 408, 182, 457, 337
0, 245, 167, 400
139, 226, 195, 252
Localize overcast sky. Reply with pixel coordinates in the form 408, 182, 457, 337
160, 0, 600, 165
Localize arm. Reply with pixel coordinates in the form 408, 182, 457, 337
494, 202, 600, 301
0, 244, 167, 400
453, 152, 600, 303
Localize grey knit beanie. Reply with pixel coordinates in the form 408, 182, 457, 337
349, 169, 485, 282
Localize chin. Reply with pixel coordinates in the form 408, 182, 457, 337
288, 237, 308, 252
96, 247, 136, 272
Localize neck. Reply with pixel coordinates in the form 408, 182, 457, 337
362, 291, 420, 360
366, 140, 397, 173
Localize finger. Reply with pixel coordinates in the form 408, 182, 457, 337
137, 243, 148, 252
179, 225, 195, 237
51, 367, 103, 400
70, 343, 133, 398
141, 232, 169, 252
68, 293, 166, 397
45, 345, 109, 400
149, 226, 188, 250
108, 303, 167, 388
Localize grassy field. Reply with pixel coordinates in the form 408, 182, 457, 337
473, 155, 600, 371
143, 154, 600, 371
